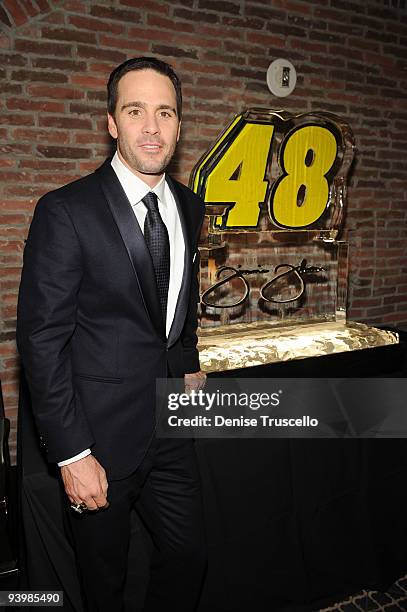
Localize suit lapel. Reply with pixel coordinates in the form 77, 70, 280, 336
166, 176, 192, 348
96, 160, 166, 340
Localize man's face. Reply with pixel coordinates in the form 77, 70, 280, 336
107, 69, 181, 186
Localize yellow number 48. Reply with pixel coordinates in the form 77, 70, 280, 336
205, 122, 274, 228
190, 111, 347, 232
271, 125, 338, 228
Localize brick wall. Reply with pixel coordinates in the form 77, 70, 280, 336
1, 0, 406, 460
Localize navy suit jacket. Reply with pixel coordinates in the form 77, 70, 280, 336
17, 158, 205, 479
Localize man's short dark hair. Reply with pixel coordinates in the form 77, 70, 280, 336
107, 56, 182, 119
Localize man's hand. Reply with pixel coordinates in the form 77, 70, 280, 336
184, 370, 207, 393
60, 454, 109, 511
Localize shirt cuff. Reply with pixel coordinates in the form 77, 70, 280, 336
57, 449, 91, 467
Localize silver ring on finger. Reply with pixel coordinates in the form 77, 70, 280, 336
70, 501, 87, 514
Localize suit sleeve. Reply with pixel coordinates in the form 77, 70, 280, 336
17, 194, 95, 463
181, 201, 205, 374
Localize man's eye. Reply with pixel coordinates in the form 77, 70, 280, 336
160, 111, 171, 118
129, 109, 141, 116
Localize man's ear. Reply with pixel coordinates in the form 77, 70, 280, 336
107, 113, 118, 139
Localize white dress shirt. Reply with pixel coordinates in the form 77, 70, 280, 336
58, 152, 185, 467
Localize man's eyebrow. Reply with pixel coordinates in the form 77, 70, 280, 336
120, 101, 177, 116
121, 101, 145, 111
157, 104, 177, 115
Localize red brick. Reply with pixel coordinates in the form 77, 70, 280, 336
4, 0, 29, 26
4, 184, 49, 197
291, 39, 327, 53
121, 0, 168, 12
18, 159, 76, 171
77, 45, 126, 63
37, 117, 88, 133
37, 145, 92, 159
27, 85, 85, 99
0, 199, 36, 212
0, 82, 23, 95
173, 8, 219, 23
0, 342, 17, 357
41, 26, 97, 45
363, 52, 397, 70
35, 0, 51, 11
0, 212, 27, 225
57, 0, 82, 11
196, 76, 239, 88
0, 254, 24, 265
98, 34, 151, 51
196, 24, 226, 38
2, 357, 19, 371
1, 142, 32, 155
221, 16, 263, 29
39, 9, 64, 25
89, 5, 141, 22
70, 75, 107, 89
180, 61, 228, 75
11, 69, 68, 83
32, 57, 87, 71
0, 32, 11, 49
87, 91, 106, 104
198, 0, 240, 14
32, 173, 81, 184
69, 103, 105, 116
314, 6, 352, 21
146, 14, 194, 32
0, 369, 18, 383
0, 167, 33, 181
151, 44, 198, 59
284, 0, 312, 14
87, 61, 116, 74
69, 15, 124, 35
15, 39, 73, 57
6, 98, 65, 112
246, 31, 286, 47
0, 52, 26, 67
74, 133, 107, 145
245, 4, 286, 21
0, 159, 15, 168
184, 85, 223, 100
11, 127, 70, 144
17, 24, 41, 39
2, 303, 17, 319
19, 0, 40, 18
79, 161, 104, 173
1, 380, 19, 396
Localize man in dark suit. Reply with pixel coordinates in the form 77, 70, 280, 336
17, 57, 207, 611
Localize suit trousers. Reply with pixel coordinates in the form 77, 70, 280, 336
62, 437, 207, 612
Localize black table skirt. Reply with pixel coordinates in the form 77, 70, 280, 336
17, 335, 407, 612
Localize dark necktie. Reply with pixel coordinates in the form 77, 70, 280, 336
142, 192, 170, 324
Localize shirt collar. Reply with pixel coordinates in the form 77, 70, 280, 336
111, 151, 166, 205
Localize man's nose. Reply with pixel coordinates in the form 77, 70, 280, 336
143, 113, 160, 134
